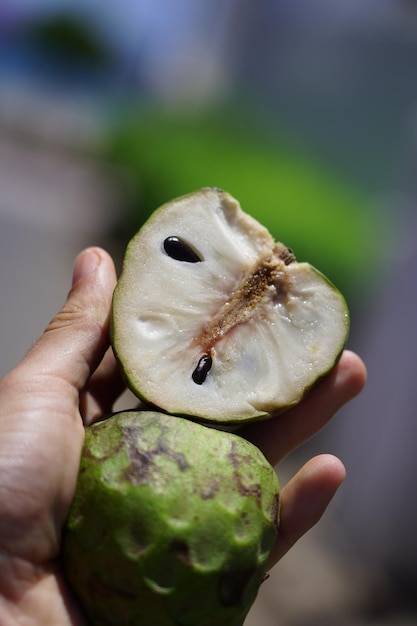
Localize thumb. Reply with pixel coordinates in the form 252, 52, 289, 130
0, 248, 118, 562
17, 247, 117, 393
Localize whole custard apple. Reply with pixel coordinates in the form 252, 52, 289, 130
63, 411, 280, 626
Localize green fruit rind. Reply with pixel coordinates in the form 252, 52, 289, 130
63, 411, 280, 626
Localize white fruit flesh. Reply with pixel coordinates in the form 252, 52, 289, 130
112, 188, 349, 422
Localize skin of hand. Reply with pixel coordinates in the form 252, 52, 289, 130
0, 247, 366, 625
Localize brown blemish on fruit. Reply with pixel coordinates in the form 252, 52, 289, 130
228, 441, 263, 507
83, 423, 126, 463
195, 243, 295, 354
200, 481, 220, 499
121, 426, 189, 485
271, 493, 280, 534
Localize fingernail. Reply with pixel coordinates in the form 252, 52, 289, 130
72, 248, 100, 286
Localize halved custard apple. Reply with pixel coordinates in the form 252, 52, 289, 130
111, 188, 349, 423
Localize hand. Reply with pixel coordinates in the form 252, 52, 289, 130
241, 348, 366, 568
0, 247, 366, 625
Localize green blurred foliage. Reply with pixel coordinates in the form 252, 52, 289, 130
107, 107, 382, 301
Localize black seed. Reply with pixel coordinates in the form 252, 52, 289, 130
163, 236, 202, 263
192, 354, 213, 385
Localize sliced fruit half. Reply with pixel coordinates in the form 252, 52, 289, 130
111, 188, 349, 423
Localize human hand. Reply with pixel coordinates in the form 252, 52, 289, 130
241, 348, 366, 568
0, 247, 366, 625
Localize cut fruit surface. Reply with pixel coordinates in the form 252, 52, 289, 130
111, 188, 349, 423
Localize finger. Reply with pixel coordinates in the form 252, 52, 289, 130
242, 351, 366, 466
267, 454, 346, 568
8, 247, 117, 400
80, 347, 126, 425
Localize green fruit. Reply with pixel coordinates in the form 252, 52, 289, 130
111, 187, 349, 423
63, 411, 280, 626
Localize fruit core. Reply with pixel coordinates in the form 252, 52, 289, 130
189, 241, 295, 385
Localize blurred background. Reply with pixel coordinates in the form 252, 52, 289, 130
1, 1, 417, 624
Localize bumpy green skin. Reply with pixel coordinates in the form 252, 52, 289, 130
63, 411, 280, 626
